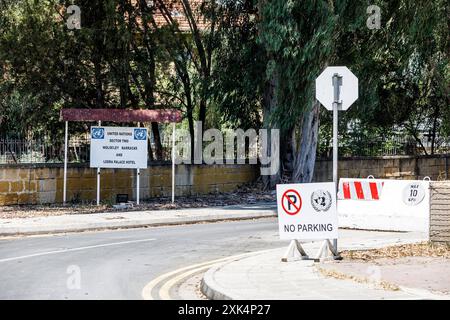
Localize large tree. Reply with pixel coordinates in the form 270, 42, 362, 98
212, 0, 448, 188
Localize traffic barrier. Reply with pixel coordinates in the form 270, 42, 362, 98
338, 179, 384, 200
337, 178, 430, 233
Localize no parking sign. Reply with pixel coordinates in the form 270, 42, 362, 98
281, 189, 302, 215
276, 183, 338, 240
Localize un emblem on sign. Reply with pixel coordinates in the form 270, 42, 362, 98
311, 190, 332, 212
134, 128, 147, 140
91, 128, 105, 139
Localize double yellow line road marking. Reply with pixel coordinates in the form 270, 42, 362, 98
142, 249, 277, 300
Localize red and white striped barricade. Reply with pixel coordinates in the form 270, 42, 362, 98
337, 178, 430, 233
339, 179, 384, 200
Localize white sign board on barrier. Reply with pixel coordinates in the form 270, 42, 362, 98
337, 178, 430, 233
90, 126, 148, 169
276, 182, 339, 240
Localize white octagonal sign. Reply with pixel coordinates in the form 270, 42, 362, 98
315, 66, 358, 111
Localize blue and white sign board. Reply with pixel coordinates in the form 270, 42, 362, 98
276, 182, 338, 240
90, 126, 148, 169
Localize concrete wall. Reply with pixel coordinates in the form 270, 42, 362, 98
314, 155, 450, 182
0, 163, 258, 205
430, 181, 450, 243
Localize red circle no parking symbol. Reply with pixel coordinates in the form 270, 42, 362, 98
281, 189, 302, 215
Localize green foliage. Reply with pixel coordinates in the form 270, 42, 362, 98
334, 0, 449, 154
258, 0, 338, 131
210, 0, 264, 129
0, 0, 448, 158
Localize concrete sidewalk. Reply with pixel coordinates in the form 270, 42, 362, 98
201, 231, 449, 300
0, 202, 276, 236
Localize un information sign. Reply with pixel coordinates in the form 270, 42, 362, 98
90, 126, 148, 169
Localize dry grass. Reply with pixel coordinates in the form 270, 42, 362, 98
341, 242, 450, 261
316, 266, 400, 291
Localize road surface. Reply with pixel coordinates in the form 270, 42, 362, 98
0, 218, 425, 300
0, 218, 285, 299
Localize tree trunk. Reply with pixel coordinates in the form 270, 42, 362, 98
291, 101, 320, 183
261, 69, 281, 190
430, 104, 440, 155
199, 99, 207, 130
147, 137, 154, 161
151, 122, 163, 160
187, 107, 195, 163
93, 58, 103, 108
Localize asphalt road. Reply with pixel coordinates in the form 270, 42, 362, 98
0, 217, 286, 300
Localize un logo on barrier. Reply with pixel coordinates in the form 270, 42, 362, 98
91, 128, 105, 139
134, 128, 147, 140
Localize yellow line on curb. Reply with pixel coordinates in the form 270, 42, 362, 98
159, 264, 214, 300
141, 248, 278, 300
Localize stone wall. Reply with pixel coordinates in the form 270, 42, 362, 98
0, 163, 258, 205
313, 155, 450, 182
1, 154, 449, 206
429, 181, 450, 243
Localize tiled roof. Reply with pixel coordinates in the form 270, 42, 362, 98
148, 0, 210, 32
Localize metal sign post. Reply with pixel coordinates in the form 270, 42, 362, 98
137, 168, 140, 205
332, 73, 342, 251
63, 121, 68, 205
332, 73, 342, 190
96, 121, 101, 206
136, 123, 141, 206
172, 122, 176, 204
316, 66, 359, 257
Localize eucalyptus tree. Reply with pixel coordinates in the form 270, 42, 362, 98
213, 0, 448, 188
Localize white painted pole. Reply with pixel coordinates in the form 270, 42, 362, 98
332, 73, 342, 253
96, 120, 101, 206
137, 122, 141, 205
332, 101, 338, 252
332, 104, 338, 191
63, 121, 68, 205
171, 122, 176, 203
137, 168, 140, 205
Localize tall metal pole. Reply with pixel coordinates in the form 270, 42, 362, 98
136, 122, 141, 205
96, 121, 101, 206
171, 123, 176, 203
137, 168, 140, 205
332, 73, 342, 253
332, 104, 338, 190
63, 121, 68, 204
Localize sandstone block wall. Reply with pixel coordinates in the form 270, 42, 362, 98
0, 164, 258, 205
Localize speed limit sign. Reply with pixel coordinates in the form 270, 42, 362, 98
402, 182, 426, 206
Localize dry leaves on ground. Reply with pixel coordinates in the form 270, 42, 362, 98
341, 242, 450, 261
0, 183, 275, 219
316, 266, 400, 291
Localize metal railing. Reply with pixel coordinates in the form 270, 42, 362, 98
319, 135, 450, 158
0, 138, 86, 164
2, 134, 450, 164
